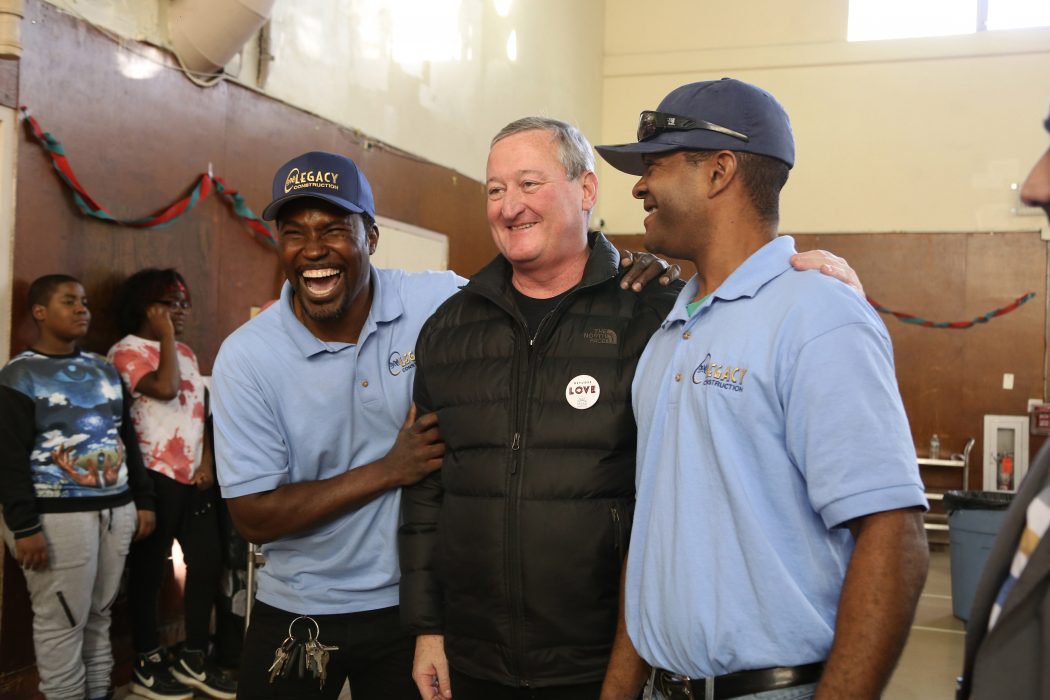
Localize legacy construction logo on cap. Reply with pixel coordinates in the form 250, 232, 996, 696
262, 150, 376, 221
596, 78, 795, 176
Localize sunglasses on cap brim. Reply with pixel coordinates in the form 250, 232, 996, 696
637, 111, 750, 144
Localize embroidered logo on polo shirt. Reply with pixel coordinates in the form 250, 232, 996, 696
388, 350, 416, 376
692, 353, 747, 393
583, 328, 618, 345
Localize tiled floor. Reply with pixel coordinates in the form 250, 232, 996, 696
121, 549, 966, 699
885, 548, 965, 699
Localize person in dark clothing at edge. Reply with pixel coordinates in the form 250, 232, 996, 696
956, 106, 1050, 700
398, 116, 864, 700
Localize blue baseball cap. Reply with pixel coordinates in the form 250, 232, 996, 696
262, 151, 376, 221
596, 78, 795, 176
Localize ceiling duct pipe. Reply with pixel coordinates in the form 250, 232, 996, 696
169, 0, 275, 80
0, 0, 23, 60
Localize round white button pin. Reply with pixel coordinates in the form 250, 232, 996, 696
565, 374, 600, 410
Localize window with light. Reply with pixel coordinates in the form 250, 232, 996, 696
848, 0, 1050, 42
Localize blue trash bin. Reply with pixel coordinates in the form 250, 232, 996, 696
944, 490, 1014, 621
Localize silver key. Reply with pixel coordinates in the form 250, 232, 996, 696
268, 652, 285, 683
304, 638, 316, 676
268, 637, 294, 683
314, 641, 338, 689
288, 614, 340, 689
305, 637, 324, 678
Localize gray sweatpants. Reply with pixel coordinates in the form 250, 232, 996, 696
1, 503, 137, 700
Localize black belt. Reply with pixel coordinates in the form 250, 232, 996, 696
653, 662, 824, 699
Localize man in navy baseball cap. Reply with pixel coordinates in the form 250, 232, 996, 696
262, 150, 376, 221
596, 77, 795, 176
211, 149, 466, 700
597, 78, 929, 700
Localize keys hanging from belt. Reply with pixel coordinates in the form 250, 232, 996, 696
267, 615, 340, 689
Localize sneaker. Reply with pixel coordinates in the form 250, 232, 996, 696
171, 648, 238, 699
129, 650, 194, 700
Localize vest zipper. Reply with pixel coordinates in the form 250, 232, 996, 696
506, 317, 531, 683
508, 293, 580, 683
469, 263, 613, 686
510, 432, 521, 475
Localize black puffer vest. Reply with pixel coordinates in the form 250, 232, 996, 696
400, 233, 680, 687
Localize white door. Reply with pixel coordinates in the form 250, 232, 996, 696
371, 216, 448, 272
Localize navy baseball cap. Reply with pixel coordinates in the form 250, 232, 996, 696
596, 78, 795, 176
262, 151, 376, 221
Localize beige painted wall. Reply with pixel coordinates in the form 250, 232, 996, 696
45, 0, 163, 40
600, 0, 1050, 235
42, 0, 605, 183
37, 0, 1050, 235
264, 0, 604, 182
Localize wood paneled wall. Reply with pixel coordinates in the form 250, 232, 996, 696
611, 230, 1050, 492
8, 0, 496, 367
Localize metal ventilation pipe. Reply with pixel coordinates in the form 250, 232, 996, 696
168, 0, 275, 78
0, 0, 23, 60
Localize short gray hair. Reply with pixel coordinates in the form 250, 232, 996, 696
491, 117, 596, 180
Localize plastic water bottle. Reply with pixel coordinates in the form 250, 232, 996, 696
930, 433, 941, 460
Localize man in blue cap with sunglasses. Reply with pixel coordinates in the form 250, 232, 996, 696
595, 78, 929, 699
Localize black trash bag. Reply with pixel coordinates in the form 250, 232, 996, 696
943, 490, 1014, 513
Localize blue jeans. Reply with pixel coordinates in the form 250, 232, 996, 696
737, 685, 816, 700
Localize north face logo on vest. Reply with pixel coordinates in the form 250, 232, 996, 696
584, 328, 617, 345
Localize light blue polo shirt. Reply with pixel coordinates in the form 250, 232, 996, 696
213, 267, 464, 615
627, 235, 926, 678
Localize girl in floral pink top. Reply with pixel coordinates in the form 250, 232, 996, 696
109, 268, 235, 699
